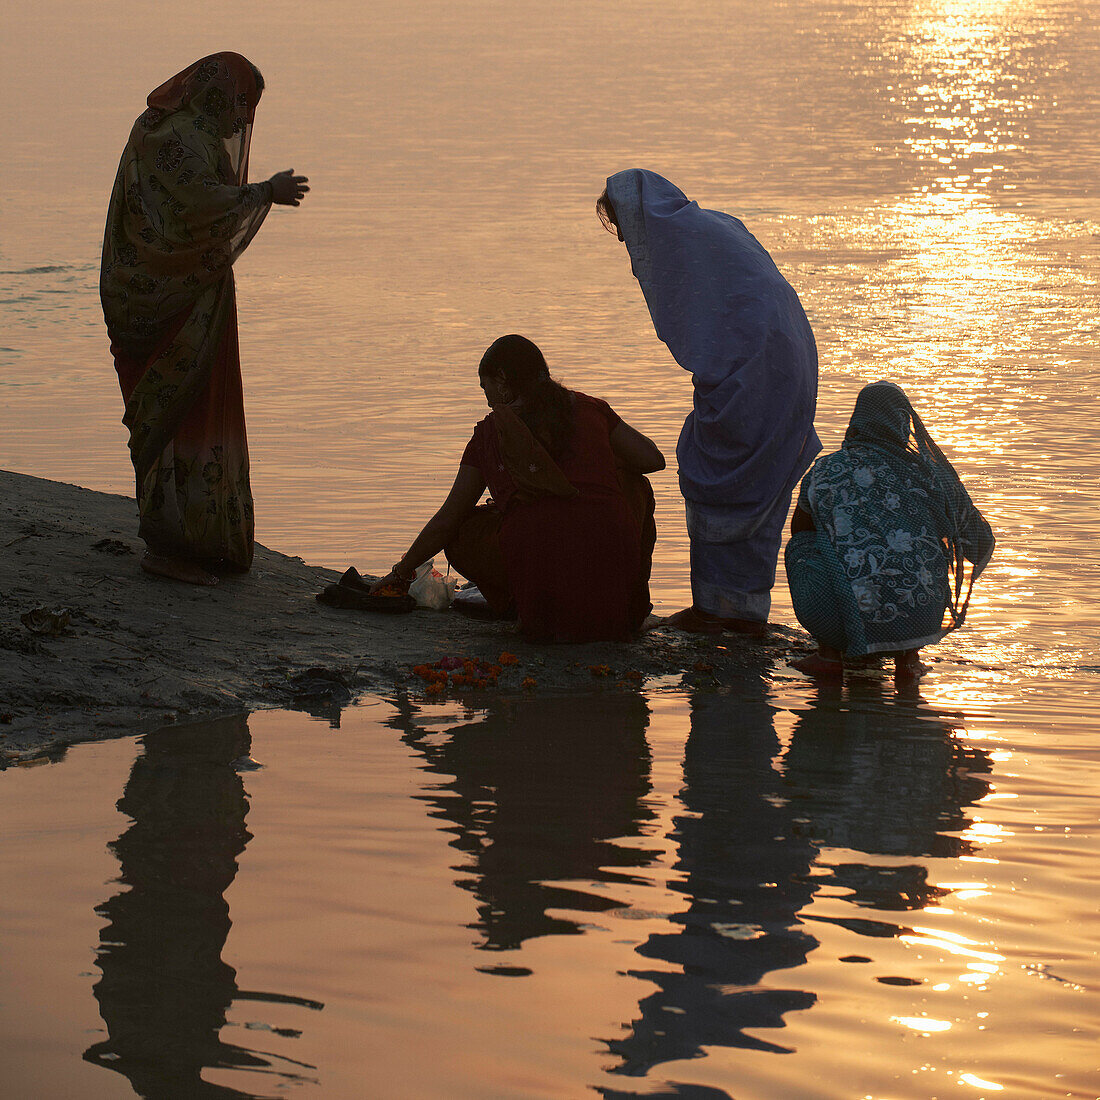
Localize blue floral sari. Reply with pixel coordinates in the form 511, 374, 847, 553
785, 382, 995, 656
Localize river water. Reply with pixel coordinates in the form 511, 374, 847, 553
1, 0, 1098, 1096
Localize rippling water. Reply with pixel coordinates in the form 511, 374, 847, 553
2, 678, 1098, 1098
1, 0, 1098, 1096
3, 0, 1099, 638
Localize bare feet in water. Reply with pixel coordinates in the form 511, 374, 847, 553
665, 606, 767, 637
140, 551, 219, 586
893, 649, 929, 681
791, 651, 844, 678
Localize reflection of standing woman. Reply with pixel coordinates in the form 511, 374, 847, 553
84, 716, 261, 1094
101, 52, 309, 586
598, 170, 820, 633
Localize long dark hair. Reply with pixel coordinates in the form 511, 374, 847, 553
596, 188, 619, 235
479, 335, 575, 459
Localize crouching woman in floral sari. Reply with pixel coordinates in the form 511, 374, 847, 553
784, 381, 995, 679
101, 52, 308, 585
372, 335, 665, 643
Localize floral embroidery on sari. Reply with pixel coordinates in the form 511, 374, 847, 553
805, 451, 950, 627
790, 381, 995, 656
101, 53, 272, 570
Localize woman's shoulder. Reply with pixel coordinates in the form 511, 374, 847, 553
807, 449, 848, 477
460, 413, 496, 461
571, 391, 622, 423
571, 389, 605, 408
466, 413, 498, 445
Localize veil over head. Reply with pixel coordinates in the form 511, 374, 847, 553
837, 380, 996, 633
604, 168, 820, 523
144, 52, 262, 184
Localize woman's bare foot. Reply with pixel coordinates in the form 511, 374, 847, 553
791, 651, 845, 678
140, 551, 219, 586
665, 606, 767, 637
722, 617, 768, 637
893, 649, 929, 681
665, 607, 723, 634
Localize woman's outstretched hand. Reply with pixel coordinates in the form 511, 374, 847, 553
369, 570, 411, 596
268, 169, 310, 206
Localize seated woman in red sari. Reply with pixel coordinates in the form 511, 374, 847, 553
101, 52, 309, 586
373, 335, 665, 642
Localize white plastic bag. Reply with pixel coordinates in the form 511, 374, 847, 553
408, 559, 457, 610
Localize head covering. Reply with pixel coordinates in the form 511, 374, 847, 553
146, 51, 262, 110
604, 169, 820, 522
846, 380, 940, 459
101, 52, 272, 354
841, 381, 995, 626
144, 52, 262, 184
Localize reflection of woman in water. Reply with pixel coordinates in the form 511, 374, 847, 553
84, 716, 261, 1095
785, 381, 995, 679
606, 680, 995, 1083
101, 52, 309, 586
607, 689, 819, 1075
785, 681, 994, 912
598, 169, 820, 635
84, 716, 320, 1096
392, 692, 654, 953
373, 335, 664, 642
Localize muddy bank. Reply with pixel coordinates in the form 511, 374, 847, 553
0, 469, 813, 762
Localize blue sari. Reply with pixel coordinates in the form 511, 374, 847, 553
604, 170, 820, 620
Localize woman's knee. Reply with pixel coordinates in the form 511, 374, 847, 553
784, 532, 849, 652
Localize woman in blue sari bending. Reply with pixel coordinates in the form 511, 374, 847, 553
785, 381, 995, 679
598, 170, 820, 634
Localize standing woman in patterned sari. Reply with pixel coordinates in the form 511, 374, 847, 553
101, 52, 309, 585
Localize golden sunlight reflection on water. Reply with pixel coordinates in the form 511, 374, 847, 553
3, 682, 1098, 1099
1, 2, 1100, 1094
1, 2, 1097, 666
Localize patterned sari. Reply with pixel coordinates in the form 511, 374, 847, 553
785, 382, 995, 656
101, 53, 273, 570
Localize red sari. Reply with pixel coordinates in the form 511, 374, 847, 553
450, 393, 655, 643
100, 53, 272, 570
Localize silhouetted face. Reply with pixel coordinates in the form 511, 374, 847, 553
479, 370, 513, 409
